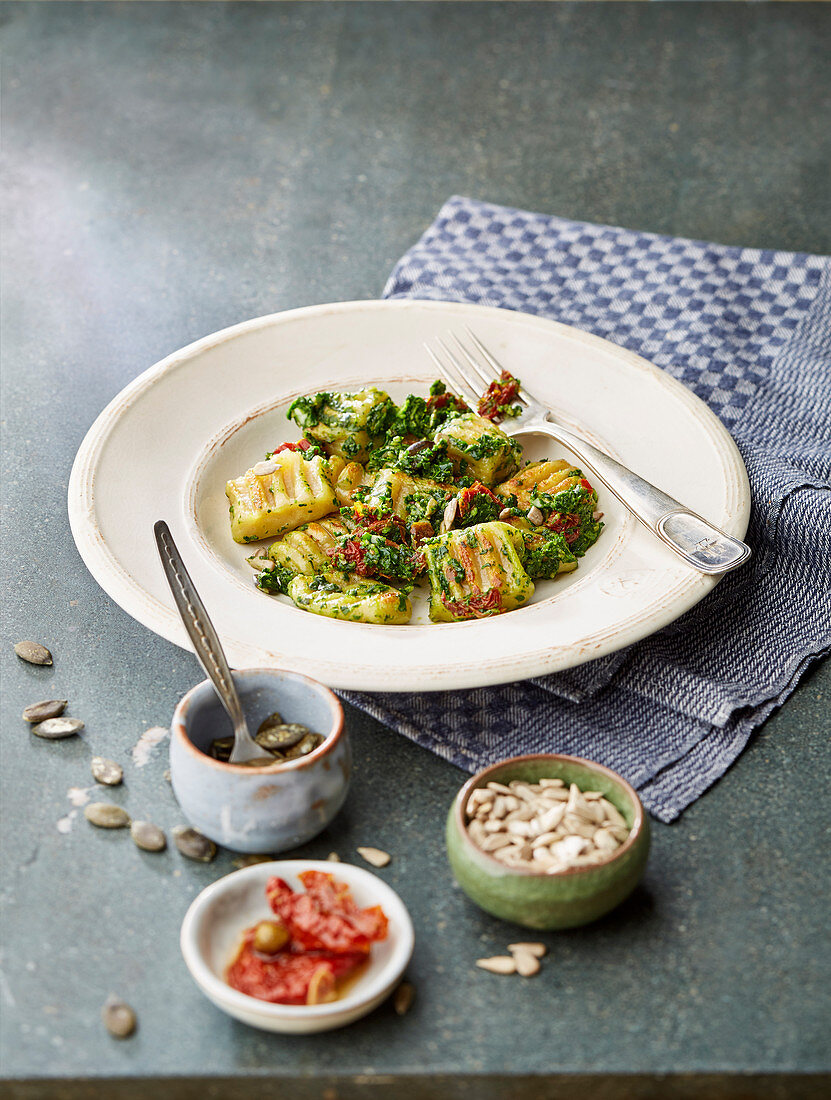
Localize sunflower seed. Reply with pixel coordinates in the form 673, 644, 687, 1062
91, 757, 123, 786
31, 717, 84, 740
327, 852, 341, 862
173, 827, 216, 862
233, 854, 274, 868
508, 942, 548, 958
252, 460, 277, 476
512, 949, 541, 977
84, 803, 130, 829
22, 699, 67, 723
499, 508, 514, 522
476, 956, 516, 975
465, 776, 631, 872
527, 506, 544, 527
393, 980, 415, 1016
357, 846, 390, 868
101, 996, 136, 1039
480, 833, 513, 852
130, 821, 166, 852
14, 641, 52, 665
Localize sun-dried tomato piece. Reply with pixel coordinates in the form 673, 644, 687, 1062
265, 874, 387, 954
226, 928, 366, 1004
441, 588, 503, 619
545, 512, 581, 545
477, 370, 522, 421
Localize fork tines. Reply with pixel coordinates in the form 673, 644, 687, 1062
424, 329, 529, 411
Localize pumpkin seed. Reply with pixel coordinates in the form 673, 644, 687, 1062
173, 826, 216, 862
256, 722, 312, 752
476, 956, 516, 975
84, 803, 130, 829
22, 699, 67, 723
101, 996, 136, 1038
357, 846, 391, 868
393, 981, 415, 1016
14, 641, 52, 665
209, 736, 235, 762
512, 949, 541, 978
130, 821, 166, 852
31, 717, 84, 740
91, 757, 123, 786
508, 942, 548, 958
282, 732, 324, 759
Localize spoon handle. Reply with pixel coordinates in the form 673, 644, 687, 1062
153, 520, 247, 736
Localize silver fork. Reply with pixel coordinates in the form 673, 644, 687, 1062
425, 328, 751, 575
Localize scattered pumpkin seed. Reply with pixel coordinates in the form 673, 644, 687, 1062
31, 717, 84, 740
22, 699, 67, 723
101, 995, 136, 1039
14, 641, 53, 666
508, 942, 547, 958
130, 821, 166, 852
393, 981, 415, 1016
475, 956, 517, 975
357, 846, 391, 868
173, 826, 216, 862
91, 757, 123, 786
84, 803, 130, 829
253, 919, 290, 954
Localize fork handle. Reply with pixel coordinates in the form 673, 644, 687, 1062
535, 423, 751, 575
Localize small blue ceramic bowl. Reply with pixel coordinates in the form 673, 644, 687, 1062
170, 668, 350, 854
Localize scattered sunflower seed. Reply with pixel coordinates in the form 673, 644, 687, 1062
357, 846, 391, 868
512, 949, 541, 977
130, 821, 166, 852
84, 803, 130, 829
14, 641, 52, 666
22, 699, 67, 723
101, 996, 136, 1039
393, 981, 415, 1016
31, 717, 84, 740
327, 852, 341, 862
173, 826, 216, 862
508, 942, 548, 958
498, 508, 514, 522
476, 956, 517, 975
91, 757, 123, 786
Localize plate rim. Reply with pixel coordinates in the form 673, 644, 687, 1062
68, 298, 751, 691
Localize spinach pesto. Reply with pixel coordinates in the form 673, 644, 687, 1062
226, 381, 604, 625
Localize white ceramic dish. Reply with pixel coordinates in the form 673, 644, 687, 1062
179, 860, 414, 1033
68, 299, 750, 691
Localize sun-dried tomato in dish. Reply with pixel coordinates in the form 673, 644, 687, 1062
225, 872, 388, 1005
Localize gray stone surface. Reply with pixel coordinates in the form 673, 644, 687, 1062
1, 2, 829, 1095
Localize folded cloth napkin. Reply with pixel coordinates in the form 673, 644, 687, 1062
342, 196, 831, 822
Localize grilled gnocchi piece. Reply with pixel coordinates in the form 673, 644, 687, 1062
334, 461, 373, 506
432, 413, 521, 486
265, 516, 349, 576
226, 452, 338, 544
423, 521, 534, 622
288, 575, 412, 625
367, 468, 453, 525
288, 388, 395, 463
495, 460, 582, 508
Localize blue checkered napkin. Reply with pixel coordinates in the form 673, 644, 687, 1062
342, 197, 831, 822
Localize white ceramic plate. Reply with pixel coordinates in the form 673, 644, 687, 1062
68, 299, 750, 691
180, 860, 414, 1033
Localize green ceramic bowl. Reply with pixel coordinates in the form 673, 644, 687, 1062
446, 753, 650, 930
